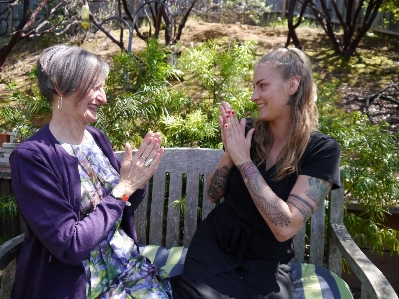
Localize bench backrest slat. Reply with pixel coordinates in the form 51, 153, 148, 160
149, 171, 167, 245
294, 225, 306, 263
166, 172, 183, 247
309, 199, 325, 265
118, 148, 327, 265
183, 171, 200, 246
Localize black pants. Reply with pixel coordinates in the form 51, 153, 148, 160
171, 263, 294, 299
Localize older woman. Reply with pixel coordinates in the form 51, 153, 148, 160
172, 48, 341, 298
10, 45, 171, 299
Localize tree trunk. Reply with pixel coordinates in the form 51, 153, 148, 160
117, 0, 125, 50
121, 0, 147, 41
0, 0, 30, 70
285, 0, 304, 49
303, 0, 383, 56
175, 0, 197, 42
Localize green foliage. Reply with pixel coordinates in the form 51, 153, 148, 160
0, 194, 18, 218
380, 0, 399, 23
317, 82, 399, 254
216, 0, 272, 25
0, 194, 20, 245
177, 39, 256, 107
96, 38, 257, 149
97, 38, 189, 149
0, 82, 51, 141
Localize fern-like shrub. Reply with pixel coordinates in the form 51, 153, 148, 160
318, 82, 399, 254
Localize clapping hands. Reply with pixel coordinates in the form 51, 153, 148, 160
117, 132, 164, 197
219, 101, 254, 166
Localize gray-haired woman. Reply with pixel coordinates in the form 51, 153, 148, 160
10, 45, 171, 299
172, 48, 341, 299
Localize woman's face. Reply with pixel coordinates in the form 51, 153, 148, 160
251, 63, 292, 123
75, 81, 107, 125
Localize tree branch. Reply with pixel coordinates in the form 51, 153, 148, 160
90, 15, 124, 50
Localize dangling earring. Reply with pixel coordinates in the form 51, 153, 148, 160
58, 95, 63, 111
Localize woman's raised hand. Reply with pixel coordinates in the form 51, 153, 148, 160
218, 101, 234, 159
222, 106, 255, 166
116, 131, 164, 197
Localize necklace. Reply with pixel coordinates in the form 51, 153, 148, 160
71, 145, 108, 217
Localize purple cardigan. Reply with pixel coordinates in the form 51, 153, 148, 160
9, 124, 145, 299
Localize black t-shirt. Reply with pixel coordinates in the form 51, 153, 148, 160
206, 130, 341, 261
227, 131, 340, 230
180, 130, 341, 298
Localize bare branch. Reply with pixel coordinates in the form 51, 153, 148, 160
90, 16, 124, 50
22, 0, 49, 30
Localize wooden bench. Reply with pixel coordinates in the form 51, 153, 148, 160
1, 148, 397, 299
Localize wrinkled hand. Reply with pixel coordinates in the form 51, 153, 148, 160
223, 109, 255, 166
117, 131, 164, 196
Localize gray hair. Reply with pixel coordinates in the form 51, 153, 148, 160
37, 45, 109, 105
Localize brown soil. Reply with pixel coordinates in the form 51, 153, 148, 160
1, 19, 399, 128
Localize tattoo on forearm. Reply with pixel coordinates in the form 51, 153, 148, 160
305, 177, 330, 206
287, 194, 314, 223
208, 165, 231, 198
238, 161, 291, 227
237, 161, 259, 180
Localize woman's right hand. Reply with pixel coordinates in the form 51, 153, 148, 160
219, 101, 233, 161
115, 131, 164, 197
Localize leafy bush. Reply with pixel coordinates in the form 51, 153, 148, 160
0, 83, 51, 141
0, 194, 19, 244
0, 194, 18, 219
96, 37, 257, 149
318, 82, 399, 254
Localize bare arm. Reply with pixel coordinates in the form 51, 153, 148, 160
238, 161, 332, 241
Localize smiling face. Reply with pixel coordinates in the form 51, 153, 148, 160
251, 63, 293, 124
77, 82, 107, 125
59, 81, 107, 127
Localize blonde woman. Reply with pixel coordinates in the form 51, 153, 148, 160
172, 48, 341, 299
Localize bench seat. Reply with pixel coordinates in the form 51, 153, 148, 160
138, 245, 353, 299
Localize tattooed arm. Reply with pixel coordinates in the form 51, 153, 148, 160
238, 161, 332, 242
206, 152, 234, 203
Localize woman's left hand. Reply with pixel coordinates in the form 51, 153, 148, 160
223, 111, 255, 166
116, 132, 164, 197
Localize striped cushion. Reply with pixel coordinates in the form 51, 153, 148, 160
291, 263, 353, 299
139, 245, 353, 299
139, 245, 188, 277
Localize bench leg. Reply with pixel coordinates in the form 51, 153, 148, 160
0, 258, 17, 298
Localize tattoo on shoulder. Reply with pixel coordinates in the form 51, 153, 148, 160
208, 165, 231, 198
304, 177, 331, 206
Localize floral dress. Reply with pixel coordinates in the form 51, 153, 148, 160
61, 132, 172, 299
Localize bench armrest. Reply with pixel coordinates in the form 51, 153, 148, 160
330, 223, 398, 299
0, 233, 24, 270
